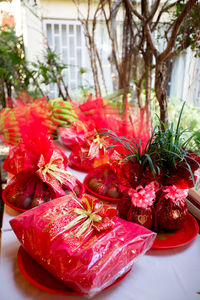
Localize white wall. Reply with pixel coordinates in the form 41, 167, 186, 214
20, 0, 44, 62
170, 48, 200, 107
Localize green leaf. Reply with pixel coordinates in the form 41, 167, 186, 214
175, 101, 186, 144
157, 233, 167, 240
144, 154, 156, 176
165, 232, 175, 236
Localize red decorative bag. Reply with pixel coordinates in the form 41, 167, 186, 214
155, 185, 188, 231
118, 182, 157, 229
58, 121, 96, 150
10, 194, 156, 297
0, 96, 55, 146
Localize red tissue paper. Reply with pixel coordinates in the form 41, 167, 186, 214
10, 194, 156, 297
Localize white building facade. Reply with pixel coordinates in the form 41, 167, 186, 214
2, 0, 200, 106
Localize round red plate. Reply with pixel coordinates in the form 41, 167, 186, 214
151, 213, 199, 250
17, 246, 131, 296
84, 174, 121, 202
2, 194, 27, 213
3, 179, 84, 213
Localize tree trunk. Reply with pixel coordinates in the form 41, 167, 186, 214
109, 0, 120, 91
144, 47, 152, 113
5, 81, 12, 98
0, 78, 6, 108
155, 60, 168, 125
89, 37, 101, 96
136, 84, 142, 108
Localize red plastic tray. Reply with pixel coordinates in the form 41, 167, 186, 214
151, 213, 199, 250
2, 195, 27, 213
3, 179, 84, 213
84, 173, 121, 202
17, 246, 132, 296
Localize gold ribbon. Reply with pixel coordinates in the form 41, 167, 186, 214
43, 197, 104, 241
41, 163, 69, 185
88, 134, 108, 160
91, 135, 105, 149
39, 153, 76, 186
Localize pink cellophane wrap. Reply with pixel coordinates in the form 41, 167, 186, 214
10, 194, 156, 297
162, 185, 188, 206
128, 182, 158, 209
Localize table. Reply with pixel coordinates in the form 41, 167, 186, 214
1, 165, 200, 300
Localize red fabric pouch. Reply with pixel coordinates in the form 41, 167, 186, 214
155, 185, 188, 231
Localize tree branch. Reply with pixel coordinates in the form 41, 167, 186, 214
101, 0, 121, 80
144, 22, 159, 57
148, 0, 160, 21
151, 0, 168, 31
125, 0, 159, 57
159, 0, 197, 61
124, 0, 144, 21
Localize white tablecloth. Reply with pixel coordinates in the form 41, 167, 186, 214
1, 164, 200, 300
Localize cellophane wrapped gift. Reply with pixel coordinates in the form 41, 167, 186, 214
0, 94, 56, 146
86, 164, 122, 199
10, 194, 156, 297
69, 134, 110, 171
75, 96, 122, 134
58, 121, 96, 150
3, 114, 84, 209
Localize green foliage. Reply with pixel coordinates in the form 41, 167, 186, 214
0, 27, 71, 101
153, 103, 196, 169
101, 102, 200, 183
32, 47, 67, 86
176, 1, 200, 57
99, 127, 159, 177
151, 97, 200, 153
0, 26, 31, 97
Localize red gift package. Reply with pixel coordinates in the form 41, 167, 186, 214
58, 121, 96, 150
10, 194, 156, 297
69, 134, 110, 171
0, 95, 56, 146
155, 185, 188, 231
3, 114, 84, 210
118, 182, 158, 229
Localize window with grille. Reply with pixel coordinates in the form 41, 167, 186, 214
43, 20, 86, 98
